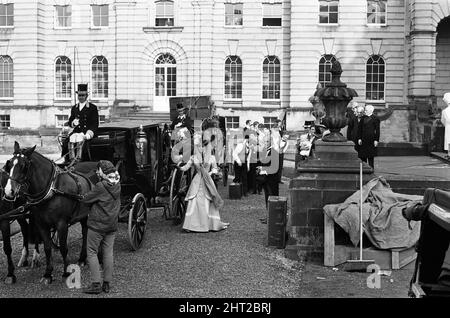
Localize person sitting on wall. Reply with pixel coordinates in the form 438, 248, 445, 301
62, 84, 99, 165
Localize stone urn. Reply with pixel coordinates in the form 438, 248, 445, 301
314, 60, 358, 142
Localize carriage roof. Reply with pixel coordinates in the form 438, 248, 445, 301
97, 119, 168, 131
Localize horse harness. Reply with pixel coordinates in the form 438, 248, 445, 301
0, 154, 92, 222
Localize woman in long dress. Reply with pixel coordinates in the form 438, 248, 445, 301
178, 134, 229, 232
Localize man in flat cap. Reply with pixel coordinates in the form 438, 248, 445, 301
62, 84, 99, 164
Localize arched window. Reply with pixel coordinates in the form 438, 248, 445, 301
366, 55, 385, 101
0, 55, 13, 98
92, 56, 108, 99
225, 56, 242, 99
155, 0, 174, 26
55, 56, 71, 99
155, 53, 176, 97
262, 56, 280, 100
318, 54, 337, 86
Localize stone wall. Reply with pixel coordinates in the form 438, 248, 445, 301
286, 171, 450, 262
286, 173, 373, 261
0, 130, 61, 154
380, 108, 411, 142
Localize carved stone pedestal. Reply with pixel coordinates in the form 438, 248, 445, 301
286, 141, 374, 262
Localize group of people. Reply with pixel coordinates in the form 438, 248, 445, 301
61, 84, 289, 294
346, 102, 381, 169
232, 119, 289, 211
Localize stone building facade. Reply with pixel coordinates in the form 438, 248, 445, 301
0, 0, 449, 149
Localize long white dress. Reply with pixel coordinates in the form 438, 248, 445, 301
442, 106, 450, 151
180, 152, 229, 232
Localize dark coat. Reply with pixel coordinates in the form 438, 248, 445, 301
68, 102, 99, 136
346, 110, 358, 143
81, 180, 121, 234
258, 148, 280, 207
170, 115, 193, 133
356, 115, 380, 158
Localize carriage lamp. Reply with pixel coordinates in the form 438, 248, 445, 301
134, 125, 148, 167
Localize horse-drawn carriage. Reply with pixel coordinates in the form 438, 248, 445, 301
0, 119, 190, 283
0, 95, 228, 284
83, 120, 169, 250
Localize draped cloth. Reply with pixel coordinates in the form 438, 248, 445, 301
185, 165, 224, 210
323, 177, 422, 249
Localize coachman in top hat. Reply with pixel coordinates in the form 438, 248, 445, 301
62, 83, 99, 164
170, 103, 193, 134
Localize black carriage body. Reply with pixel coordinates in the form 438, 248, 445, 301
88, 120, 166, 206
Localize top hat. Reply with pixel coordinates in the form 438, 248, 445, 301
76, 84, 88, 93
176, 103, 185, 110
304, 121, 315, 128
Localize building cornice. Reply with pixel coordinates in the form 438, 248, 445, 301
143, 26, 184, 33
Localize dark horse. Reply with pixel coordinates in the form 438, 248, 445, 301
4, 142, 96, 284
1, 163, 41, 284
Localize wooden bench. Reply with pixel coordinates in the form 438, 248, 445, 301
324, 213, 417, 270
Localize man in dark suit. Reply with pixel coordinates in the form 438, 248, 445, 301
170, 103, 193, 135
275, 119, 288, 184
62, 84, 99, 163
257, 134, 280, 223
232, 134, 250, 196
346, 101, 359, 145
357, 105, 380, 169
247, 131, 258, 194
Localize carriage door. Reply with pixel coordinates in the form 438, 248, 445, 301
154, 53, 177, 112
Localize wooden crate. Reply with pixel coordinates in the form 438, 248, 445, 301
324, 213, 417, 270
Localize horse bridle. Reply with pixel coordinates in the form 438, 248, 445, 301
0, 154, 32, 202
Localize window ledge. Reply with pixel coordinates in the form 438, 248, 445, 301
365, 100, 386, 105
90, 26, 110, 30
261, 100, 281, 105
54, 27, 73, 30
223, 100, 243, 105
224, 25, 244, 28
0, 98, 13, 101
261, 25, 282, 29
143, 26, 184, 33
366, 23, 387, 28
0, 26, 14, 29
317, 23, 339, 26
54, 99, 72, 103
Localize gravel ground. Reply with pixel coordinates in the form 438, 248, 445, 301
0, 178, 413, 298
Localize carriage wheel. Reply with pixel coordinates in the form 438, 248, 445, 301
169, 169, 189, 219
51, 229, 59, 250
172, 195, 186, 226
127, 193, 148, 251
